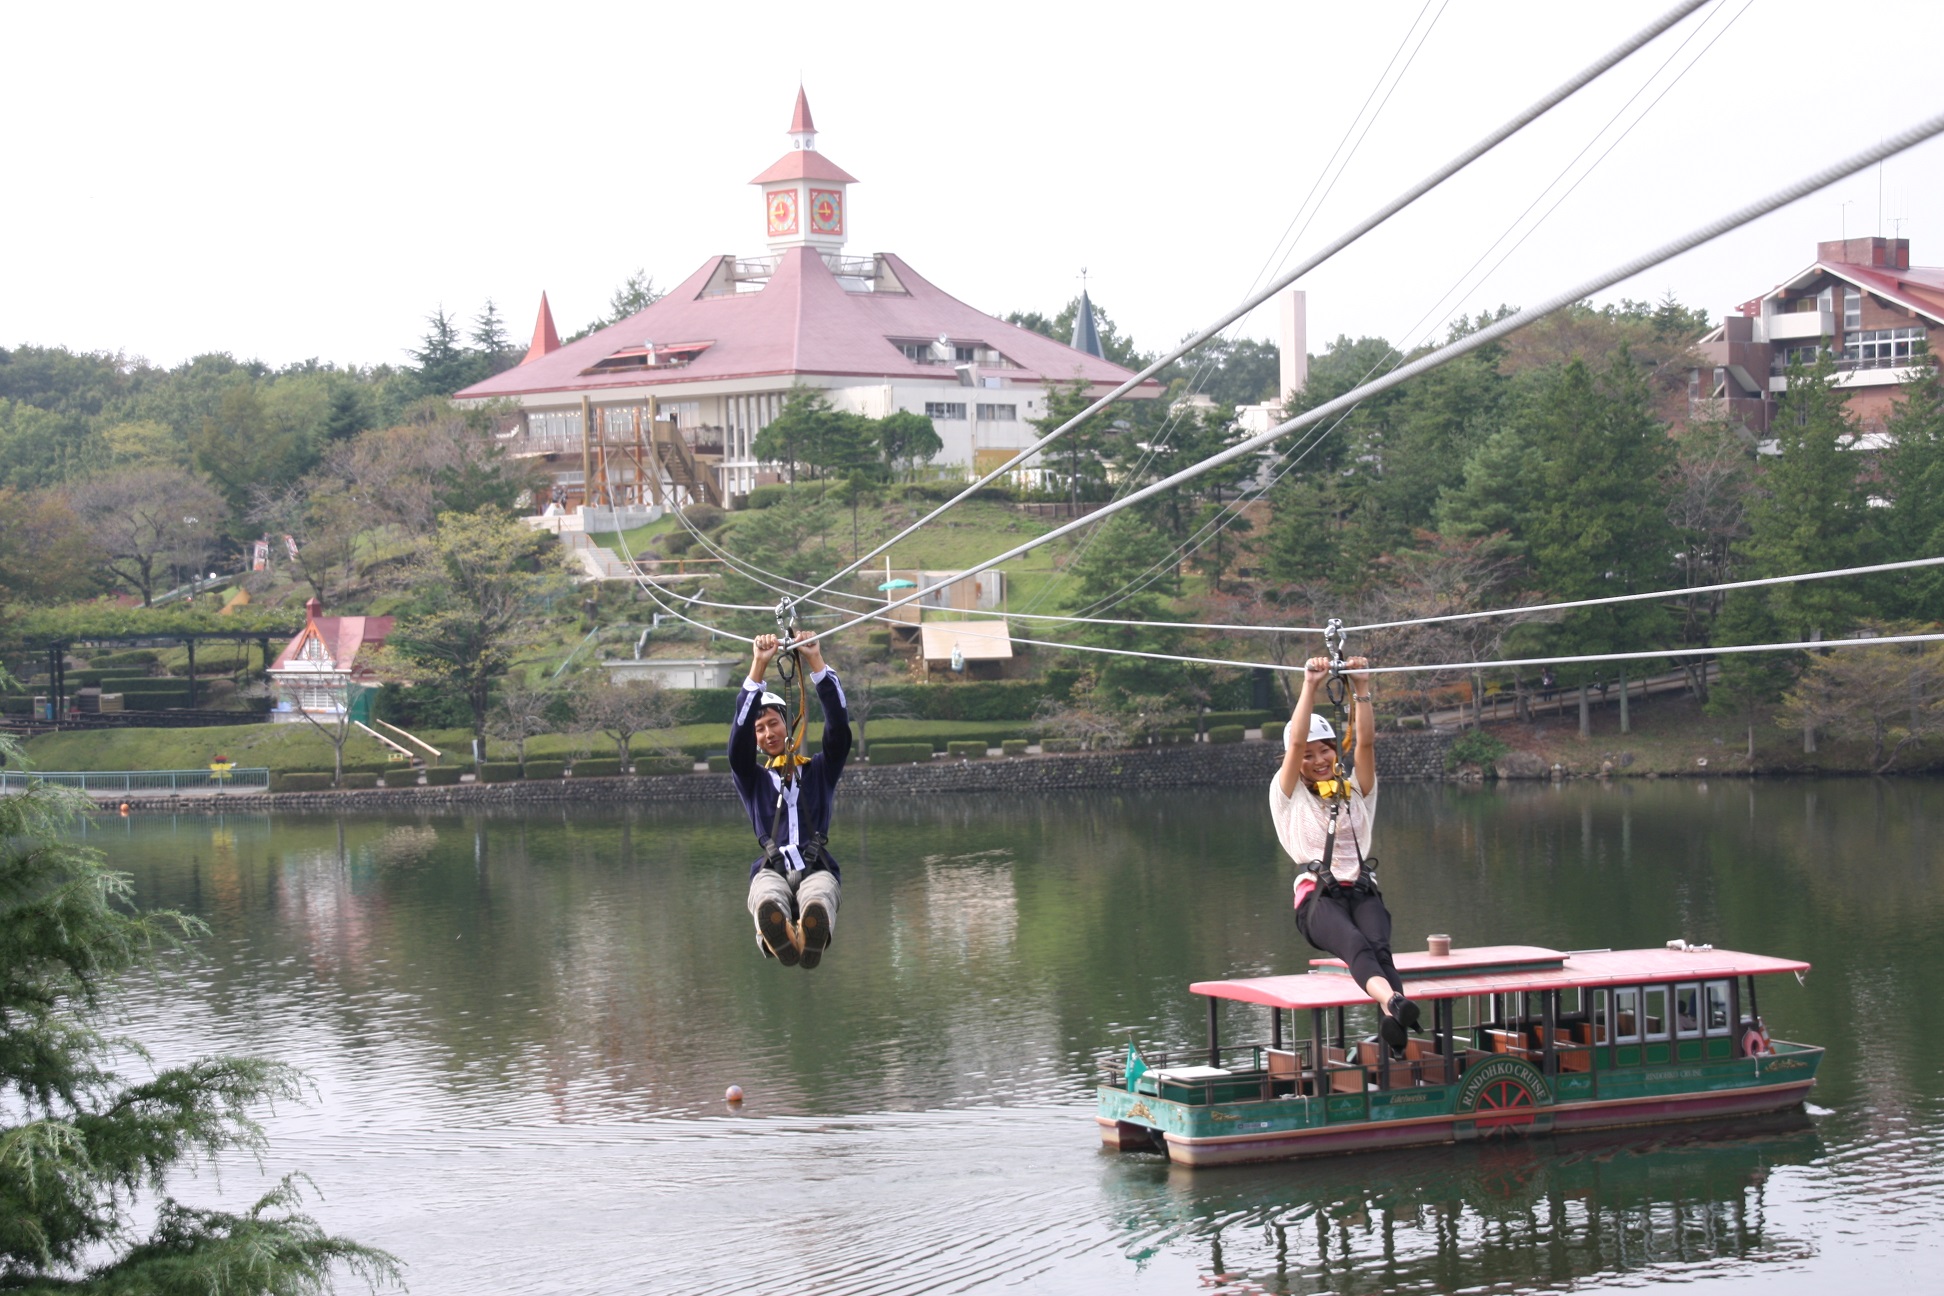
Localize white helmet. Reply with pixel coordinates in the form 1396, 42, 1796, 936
1283, 713, 1336, 750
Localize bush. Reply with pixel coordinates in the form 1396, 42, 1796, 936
633, 755, 693, 775
478, 761, 524, 783
1155, 727, 1194, 744
1205, 724, 1247, 745
421, 766, 463, 786
866, 630, 892, 649
1203, 709, 1277, 730
707, 754, 732, 773
661, 529, 695, 556
341, 772, 380, 789
1041, 738, 1080, 754
272, 772, 335, 793
946, 740, 987, 759
523, 759, 568, 780
120, 689, 194, 710
1445, 729, 1509, 772
865, 742, 931, 765
571, 757, 622, 778
88, 649, 159, 669
1001, 739, 1030, 757
746, 482, 830, 510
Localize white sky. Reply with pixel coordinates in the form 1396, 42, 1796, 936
5, 0, 1942, 372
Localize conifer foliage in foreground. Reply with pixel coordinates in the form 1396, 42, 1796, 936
0, 708, 399, 1293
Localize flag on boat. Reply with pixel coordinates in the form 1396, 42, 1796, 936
1124, 1043, 1148, 1091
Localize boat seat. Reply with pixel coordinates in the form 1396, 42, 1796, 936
1486, 1028, 1539, 1062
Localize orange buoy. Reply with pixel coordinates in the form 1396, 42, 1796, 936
725, 1085, 745, 1104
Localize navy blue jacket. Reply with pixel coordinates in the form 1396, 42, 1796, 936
729, 669, 852, 880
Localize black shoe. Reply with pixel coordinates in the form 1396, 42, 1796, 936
1389, 993, 1421, 1033
1380, 1013, 1407, 1051
758, 898, 800, 966
799, 899, 832, 970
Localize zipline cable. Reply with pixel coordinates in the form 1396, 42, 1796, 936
818, 114, 1944, 643
1067, 0, 1743, 622
792, 0, 1713, 604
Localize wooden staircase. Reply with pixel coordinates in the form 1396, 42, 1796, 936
653, 423, 723, 509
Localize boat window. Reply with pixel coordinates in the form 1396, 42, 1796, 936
1614, 987, 1640, 1041
1704, 980, 1732, 1034
1558, 986, 1582, 1016
1643, 986, 1669, 1041
1590, 988, 1609, 1043
1674, 983, 1702, 1038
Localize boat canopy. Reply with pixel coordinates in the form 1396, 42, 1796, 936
1191, 945, 1811, 1012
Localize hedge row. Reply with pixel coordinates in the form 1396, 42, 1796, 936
1205, 725, 1247, 745
272, 772, 335, 792
421, 766, 464, 786
945, 740, 987, 759
663, 681, 1061, 725
523, 760, 568, 780
865, 742, 932, 765
88, 649, 159, 669
573, 758, 623, 778
478, 762, 523, 783
1001, 739, 1030, 757
634, 756, 694, 775
341, 773, 381, 789
1203, 709, 1278, 730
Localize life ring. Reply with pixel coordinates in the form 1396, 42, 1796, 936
1741, 1026, 1773, 1057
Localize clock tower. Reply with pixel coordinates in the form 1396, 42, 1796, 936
751, 87, 857, 257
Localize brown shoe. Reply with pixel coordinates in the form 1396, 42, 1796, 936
757, 898, 800, 966
799, 900, 832, 969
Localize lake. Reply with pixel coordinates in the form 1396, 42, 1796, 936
92, 776, 1943, 1293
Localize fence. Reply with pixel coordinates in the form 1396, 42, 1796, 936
0, 768, 271, 795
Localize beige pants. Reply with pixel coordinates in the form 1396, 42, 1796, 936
747, 867, 840, 939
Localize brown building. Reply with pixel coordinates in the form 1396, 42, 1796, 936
1692, 237, 1942, 437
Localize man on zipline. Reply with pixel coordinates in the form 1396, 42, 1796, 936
729, 631, 851, 968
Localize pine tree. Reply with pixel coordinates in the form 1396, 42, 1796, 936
470, 299, 514, 374
1878, 357, 1944, 621
0, 721, 398, 1290
1063, 506, 1184, 696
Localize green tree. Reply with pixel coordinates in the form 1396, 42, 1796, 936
875, 409, 943, 481
470, 299, 516, 373
1705, 591, 1796, 760
1062, 506, 1184, 696
1878, 357, 1944, 621
1030, 379, 1113, 504
387, 508, 573, 750
0, 487, 99, 608
1005, 297, 1147, 369
189, 384, 316, 521
409, 307, 486, 397
1519, 357, 1677, 732
0, 719, 399, 1290
751, 387, 828, 484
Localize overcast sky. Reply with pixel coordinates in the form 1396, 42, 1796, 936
6, 0, 1941, 373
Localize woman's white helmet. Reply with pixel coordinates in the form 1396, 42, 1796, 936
1283, 713, 1337, 750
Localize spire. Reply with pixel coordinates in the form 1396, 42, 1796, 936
522, 291, 561, 365
788, 86, 817, 151
1070, 288, 1104, 359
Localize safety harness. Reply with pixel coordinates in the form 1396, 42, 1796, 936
758, 598, 828, 882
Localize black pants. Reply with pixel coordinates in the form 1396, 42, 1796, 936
1297, 885, 1403, 998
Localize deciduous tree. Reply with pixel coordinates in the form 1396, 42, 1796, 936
573, 672, 684, 765
69, 466, 227, 605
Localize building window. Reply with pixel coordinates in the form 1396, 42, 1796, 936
1844, 287, 1862, 332
529, 410, 582, 442
1842, 326, 1926, 370
954, 345, 978, 363
898, 341, 930, 362
924, 402, 967, 420
1773, 343, 1823, 374
975, 403, 1017, 421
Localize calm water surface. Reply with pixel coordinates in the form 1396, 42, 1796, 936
92, 778, 1943, 1294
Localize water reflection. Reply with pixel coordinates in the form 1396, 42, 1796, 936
93, 778, 1944, 1294
1113, 1117, 1821, 1294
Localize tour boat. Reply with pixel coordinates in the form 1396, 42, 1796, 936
1097, 943, 1820, 1167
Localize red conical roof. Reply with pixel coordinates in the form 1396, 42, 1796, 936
523, 292, 561, 365
790, 86, 815, 134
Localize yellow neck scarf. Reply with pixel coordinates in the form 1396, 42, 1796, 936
764, 752, 811, 771
1311, 778, 1347, 800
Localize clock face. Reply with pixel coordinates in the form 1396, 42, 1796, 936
767, 189, 799, 237
809, 188, 844, 236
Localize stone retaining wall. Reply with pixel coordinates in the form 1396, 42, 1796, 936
102, 731, 1456, 814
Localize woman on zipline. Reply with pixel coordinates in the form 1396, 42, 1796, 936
730, 631, 851, 969
1273, 654, 1419, 1052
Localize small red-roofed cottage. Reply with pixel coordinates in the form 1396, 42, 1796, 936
456, 88, 1161, 509
267, 597, 394, 723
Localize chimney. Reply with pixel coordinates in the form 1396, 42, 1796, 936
1818, 236, 1910, 269
1278, 289, 1308, 405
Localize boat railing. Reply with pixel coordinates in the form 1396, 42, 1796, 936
1113, 1037, 1470, 1103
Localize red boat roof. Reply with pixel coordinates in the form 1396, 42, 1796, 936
1191, 945, 1811, 1012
